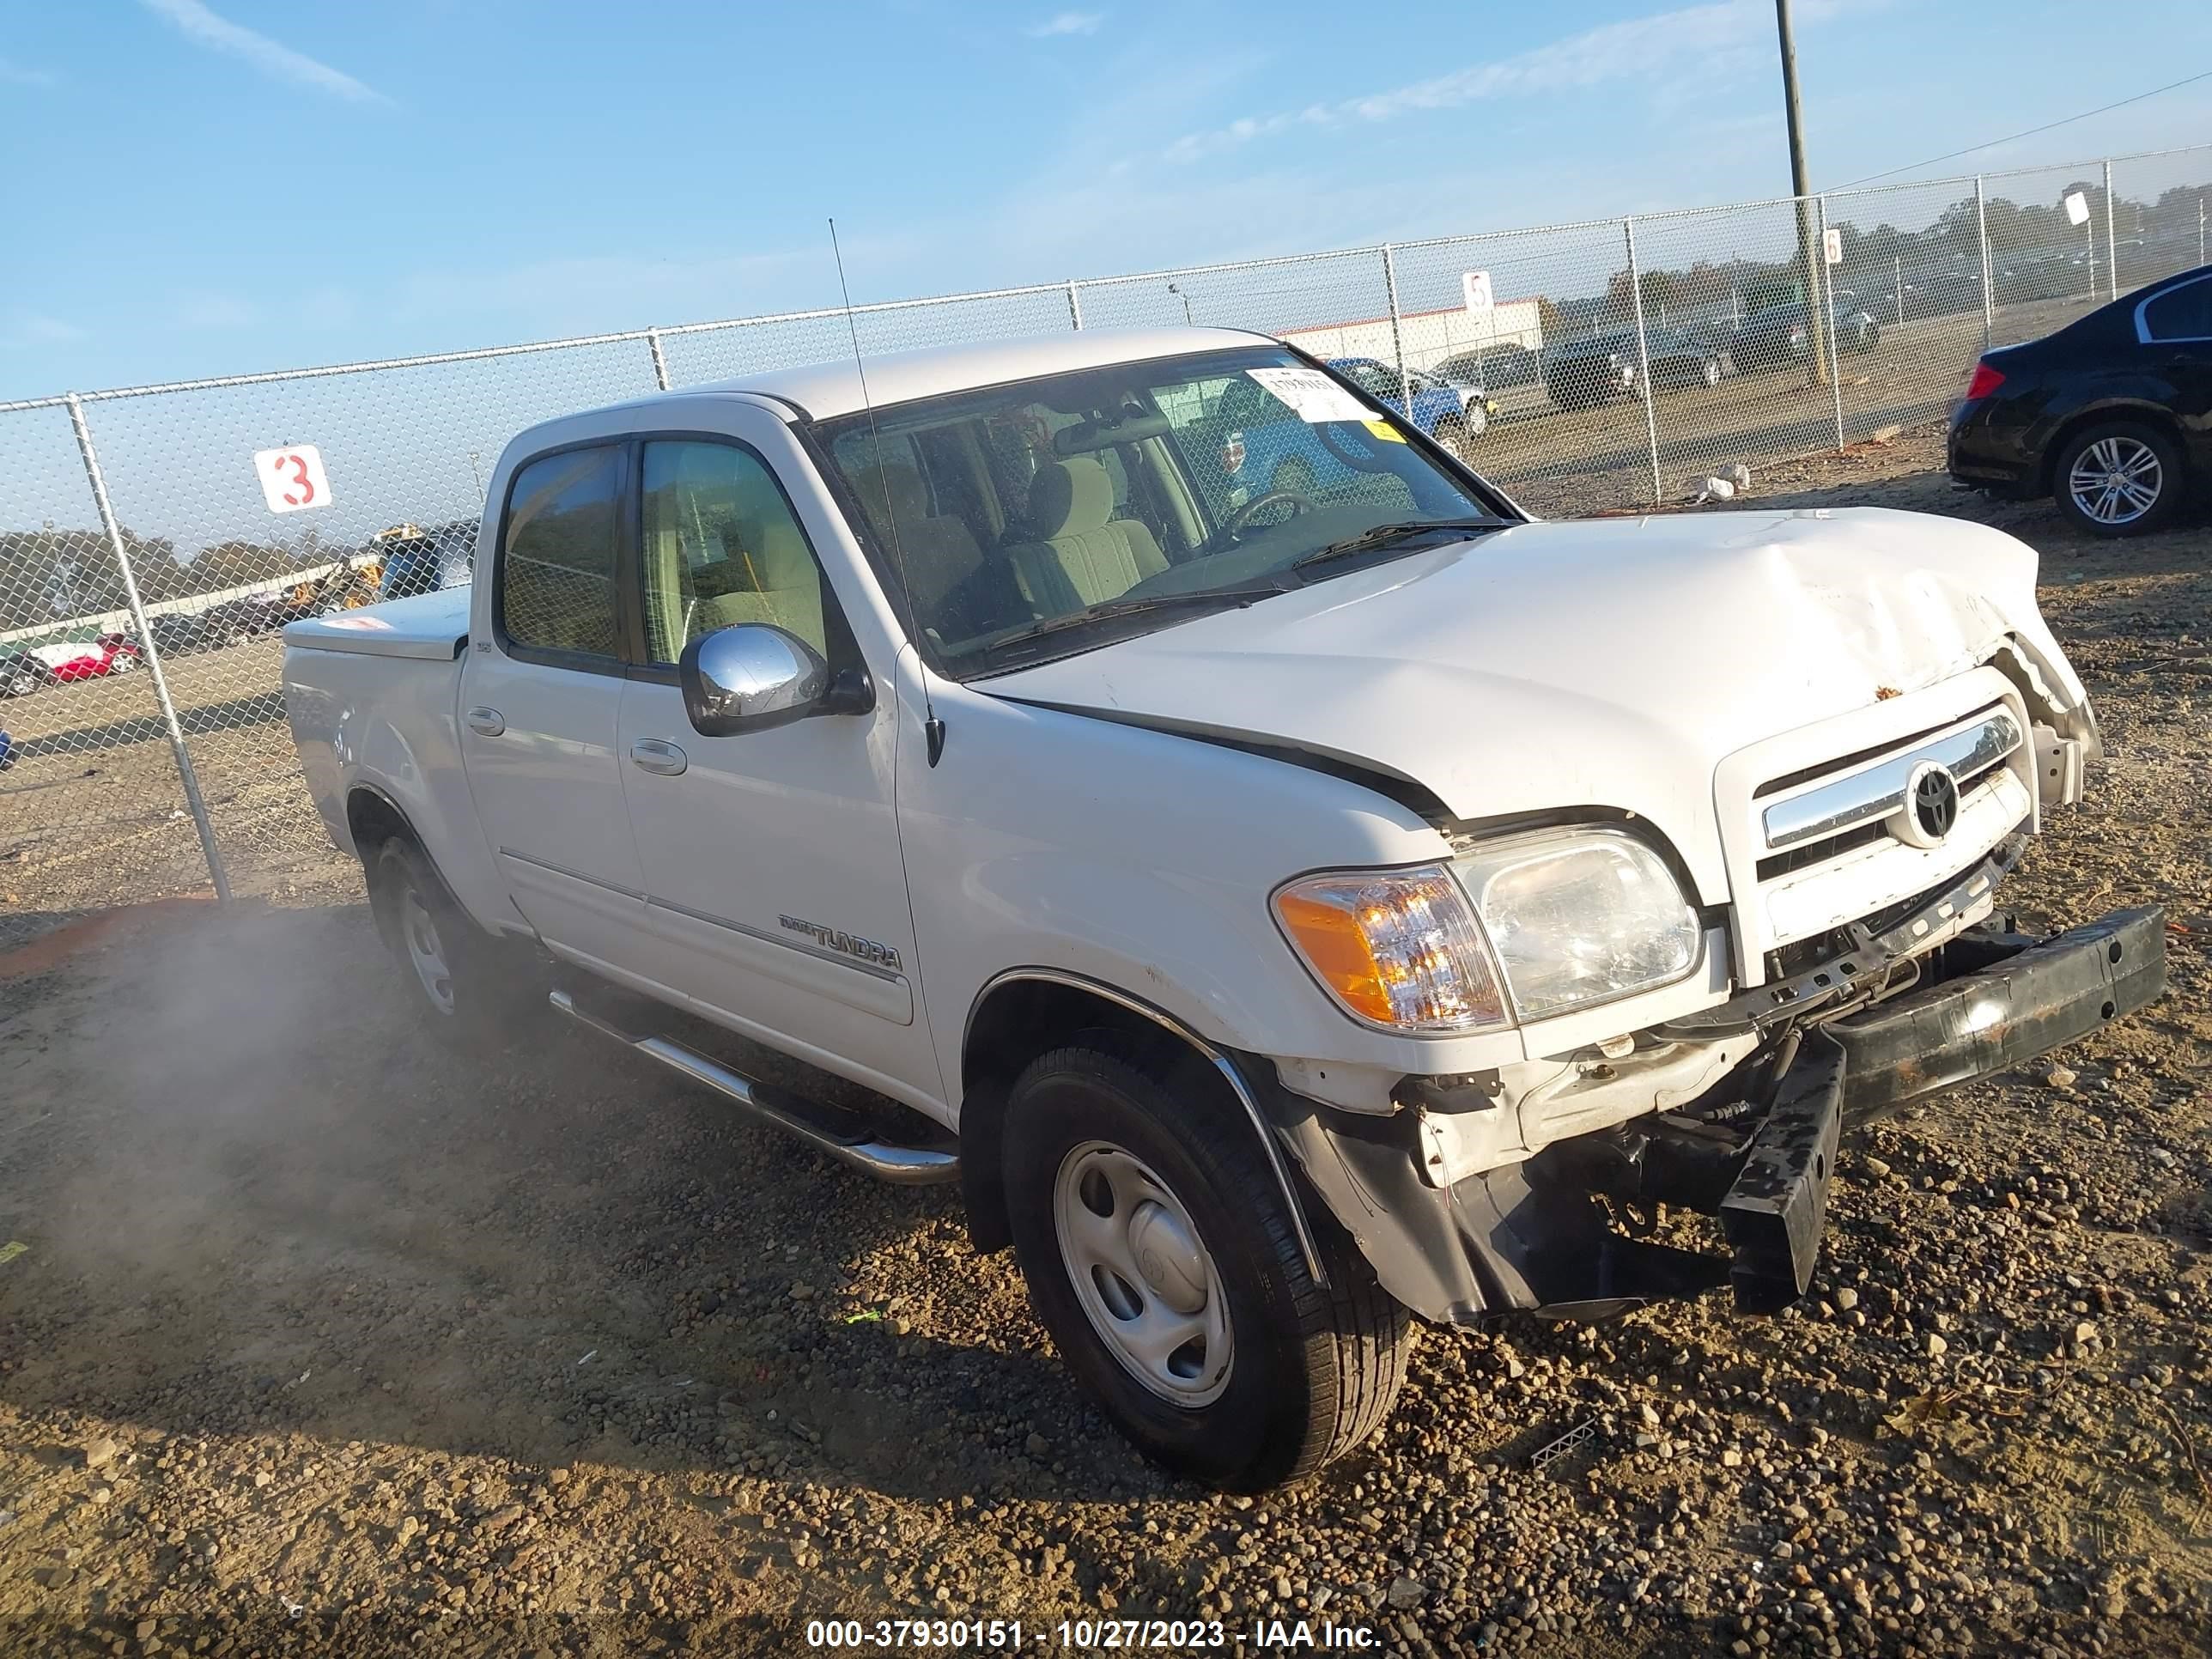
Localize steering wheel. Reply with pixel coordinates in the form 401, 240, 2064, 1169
1223, 488, 1317, 537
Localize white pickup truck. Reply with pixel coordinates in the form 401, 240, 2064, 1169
284, 327, 2163, 1490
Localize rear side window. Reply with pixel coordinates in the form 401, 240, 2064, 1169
499, 447, 622, 660
2141, 276, 2212, 342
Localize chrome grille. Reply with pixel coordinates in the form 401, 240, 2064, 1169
1760, 708, 2021, 854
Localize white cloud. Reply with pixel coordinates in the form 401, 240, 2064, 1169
0, 312, 88, 350
140, 0, 387, 104
0, 55, 58, 88
1025, 11, 1104, 39
1162, 0, 1881, 163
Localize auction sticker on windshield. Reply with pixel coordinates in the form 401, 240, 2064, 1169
1245, 366, 1370, 423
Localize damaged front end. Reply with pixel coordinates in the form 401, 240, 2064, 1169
1264, 855, 2166, 1325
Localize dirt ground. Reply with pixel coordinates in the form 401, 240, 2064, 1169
2, 434, 2209, 1658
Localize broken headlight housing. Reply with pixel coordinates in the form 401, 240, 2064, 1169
1273, 829, 1699, 1034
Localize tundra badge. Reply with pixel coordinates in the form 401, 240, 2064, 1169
780, 915, 902, 973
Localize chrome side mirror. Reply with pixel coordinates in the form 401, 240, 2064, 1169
679, 623, 832, 737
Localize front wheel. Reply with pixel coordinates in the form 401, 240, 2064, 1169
2054, 420, 2185, 537
1003, 1041, 1411, 1490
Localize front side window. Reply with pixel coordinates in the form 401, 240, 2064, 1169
2141, 276, 2212, 342
814, 346, 1506, 678
499, 447, 621, 659
638, 441, 829, 664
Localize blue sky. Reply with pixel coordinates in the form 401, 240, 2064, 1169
3, 0, 2210, 402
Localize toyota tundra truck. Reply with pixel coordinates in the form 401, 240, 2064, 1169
283, 327, 2164, 1491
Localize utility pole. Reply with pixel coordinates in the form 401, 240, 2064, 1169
1776, 0, 1829, 386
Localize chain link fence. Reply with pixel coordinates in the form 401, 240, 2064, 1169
3, 143, 2208, 916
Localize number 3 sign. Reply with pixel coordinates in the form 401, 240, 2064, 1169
253, 445, 333, 514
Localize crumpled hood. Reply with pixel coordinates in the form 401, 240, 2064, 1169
981, 507, 2075, 900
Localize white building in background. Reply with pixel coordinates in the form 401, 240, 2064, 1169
1279, 295, 1547, 374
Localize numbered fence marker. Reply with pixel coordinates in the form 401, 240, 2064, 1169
253, 446, 332, 514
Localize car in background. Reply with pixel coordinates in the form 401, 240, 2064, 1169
376, 522, 472, 601
1903, 268, 1984, 319
1731, 297, 1881, 374
0, 631, 144, 696
1437, 342, 1541, 390
1404, 365, 1498, 441
147, 605, 258, 658
1948, 262, 2212, 537
1327, 357, 1488, 447
1541, 332, 1640, 409
1643, 325, 1728, 392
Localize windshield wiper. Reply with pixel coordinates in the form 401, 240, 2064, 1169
1289, 519, 1502, 576
989, 584, 1293, 649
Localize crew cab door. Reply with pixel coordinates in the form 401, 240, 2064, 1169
459, 441, 647, 969
612, 419, 939, 1109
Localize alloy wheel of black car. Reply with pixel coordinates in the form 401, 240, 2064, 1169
2054, 421, 2184, 538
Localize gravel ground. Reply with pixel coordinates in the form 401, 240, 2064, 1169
1, 439, 2209, 1658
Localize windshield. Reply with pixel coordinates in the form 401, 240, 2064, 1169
812, 346, 1507, 678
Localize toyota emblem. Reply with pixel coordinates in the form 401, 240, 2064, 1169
1901, 763, 1960, 846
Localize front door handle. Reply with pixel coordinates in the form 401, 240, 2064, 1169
465, 706, 505, 737
629, 738, 688, 776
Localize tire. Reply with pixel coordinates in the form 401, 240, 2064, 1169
1460, 401, 1489, 440
109, 652, 141, 674
3, 664, 39, 699
1701, 356, 1722, 388
2052, 420, 2185, 538
1431, 414, 1465, 455
365, 833, 545, 1049
1002, 1040, 1411, 1491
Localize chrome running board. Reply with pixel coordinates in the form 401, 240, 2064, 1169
549, 988, 959, 1186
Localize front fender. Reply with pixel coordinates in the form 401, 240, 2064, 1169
896, 667, 1449, 1107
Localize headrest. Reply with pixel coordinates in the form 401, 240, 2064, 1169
856, 461, 930, 531
1029, 458, 1115, 537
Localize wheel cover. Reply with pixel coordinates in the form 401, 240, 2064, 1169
1053, 1140, 1233, 1406
2069, 435, 2162, 525
398, 884, 456, 1015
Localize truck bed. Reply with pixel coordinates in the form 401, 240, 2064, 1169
283, 586, 471, 660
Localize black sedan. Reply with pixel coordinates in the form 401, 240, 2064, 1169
1948, 263, 2212, 536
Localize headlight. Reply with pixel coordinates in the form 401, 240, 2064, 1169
1451, 828, 1699, 1020
1273, 867, 1507, 1034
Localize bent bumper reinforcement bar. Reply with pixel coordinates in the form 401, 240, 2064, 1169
1269, 902, 2166, 1326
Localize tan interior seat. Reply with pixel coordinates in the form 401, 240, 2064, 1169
852, 462, 986, 618
685, 515, 824, 651
1002, 458, 1168, 613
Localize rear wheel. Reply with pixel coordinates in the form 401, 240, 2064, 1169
366, 834, 544, 1048
3, 663, 40, 698
1431, 414, 1467, 455
1002, 1040, 1411, 1490
2053, 420, 2185, 538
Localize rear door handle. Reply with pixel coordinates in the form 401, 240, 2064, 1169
465, 706, 505, 737
629, 738, 688, 776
